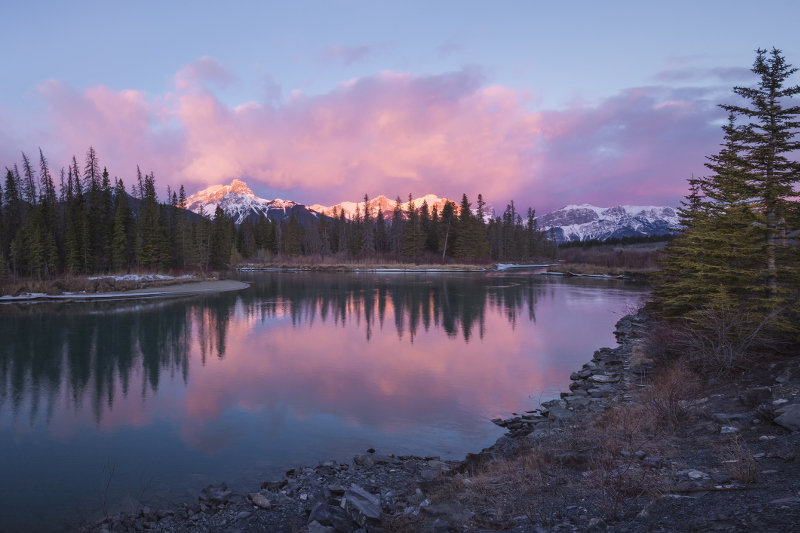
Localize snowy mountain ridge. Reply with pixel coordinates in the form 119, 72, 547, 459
185, 180, 318, 225
185, 181, 678, 243
538, 204, 679, 243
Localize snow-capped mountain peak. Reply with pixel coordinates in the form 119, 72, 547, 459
538, 204, 678, 243
185, 180, 316, 225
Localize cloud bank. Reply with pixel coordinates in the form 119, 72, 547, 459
7, 57, 731, 212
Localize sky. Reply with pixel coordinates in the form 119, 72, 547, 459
2, 1, 799, 213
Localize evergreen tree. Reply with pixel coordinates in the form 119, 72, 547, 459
720, 48, 800, 297
391, 196, 405, 254
20, 152, 37, 206
361, 194, 375, 254
111, 179, 134, 270
375, 209, 387, 253
137, 172, 161, 268
402, 194, 424, 258
209, 206, 230, 268
3, 169, 22, 257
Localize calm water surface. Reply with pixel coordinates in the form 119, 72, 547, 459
0, 271, 647, 532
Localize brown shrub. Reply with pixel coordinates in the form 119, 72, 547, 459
718, 436, 758, 484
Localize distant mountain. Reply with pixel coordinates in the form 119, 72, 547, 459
310, 194, 495, 223
185, 180, 322, 225
186, 182, 495, 225
538, 204, 679, 244
184, 181, 674, 242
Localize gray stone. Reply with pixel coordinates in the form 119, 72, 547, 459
774, 404, 800, 432
419, 500, 474, 524
260, 479, 287, 491
712, 413, 751, 424
353, 455, 375, 468
565, 396, 592, 408
248, 493, 270, 509
199, 483, 231, 505
234, 511, 251, 520
642, 457, 663, 468
342, 484, 382, 527
308, 521, 337, 533
547, 405, 575, 421
309, 503, 359, 533
739, 387, 773, 407
430, 519, 453, 533
589, 374, 620, 383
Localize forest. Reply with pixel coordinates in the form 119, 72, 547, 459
0, 148, 556, 281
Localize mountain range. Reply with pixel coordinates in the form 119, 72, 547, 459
185, 180, 679, 243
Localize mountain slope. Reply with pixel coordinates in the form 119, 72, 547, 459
538, 204, 679, 243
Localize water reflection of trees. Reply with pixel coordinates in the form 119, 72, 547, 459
0, 273, 556, 427
0, 296, 237, 426
240, 272, 546, 343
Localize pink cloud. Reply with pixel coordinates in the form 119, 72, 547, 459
13, 65, 731, 211
175, 56, 237, 91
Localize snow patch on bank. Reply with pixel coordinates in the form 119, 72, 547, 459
87, 274, 196, 282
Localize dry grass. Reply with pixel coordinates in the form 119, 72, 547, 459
718, 436, 758, 484
642, 362, 702, 430
549, 249, 663, 276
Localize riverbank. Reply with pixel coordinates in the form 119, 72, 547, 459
237, 262, 492, 272
75, 313, 800, 533
0, 279, 249, 302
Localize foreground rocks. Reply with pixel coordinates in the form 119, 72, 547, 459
77, 314, 800, 533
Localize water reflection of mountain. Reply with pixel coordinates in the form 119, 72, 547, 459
0, 273, 612, 427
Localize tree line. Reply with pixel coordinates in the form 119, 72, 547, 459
239, 194, 556, 264
0, 150, 556, 280
653, 48, 800, 342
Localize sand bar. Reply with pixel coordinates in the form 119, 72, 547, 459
0, 280, 250, 303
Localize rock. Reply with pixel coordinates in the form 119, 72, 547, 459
199, 483, 231, 505
547, 405, 575, 421
720, 426, 739, 434
589, 374, 620, 383
774, 404, 800, 432
308, 503, 359, 532
419, 500, 474, 524
308, 521, 337, 533
565, 396, 592, 408
353, 455, 375, 468
342, 484, 382, 527
687, 470, 708, 480
248, 493, 271, 509
261, 479, 287, 491
739, 387, 773, 407
712, 413, 751, 424
234, 511, 251, 520
642, 457, 663, 469
430, 519, 453, 533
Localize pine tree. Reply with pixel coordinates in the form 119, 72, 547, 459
20, 152, 37, 206
720, 48, 800, 297
402, 194, 424, 258
361, 194, 375, 254
137, 172, 161, 268
3, 169, 22, 257
391, 196, 405, 254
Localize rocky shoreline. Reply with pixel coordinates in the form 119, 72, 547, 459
77, 313, 800, 533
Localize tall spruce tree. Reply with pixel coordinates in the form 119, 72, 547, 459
720, 48, 800, 297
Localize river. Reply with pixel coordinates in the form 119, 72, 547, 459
0, 270, 648, 532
